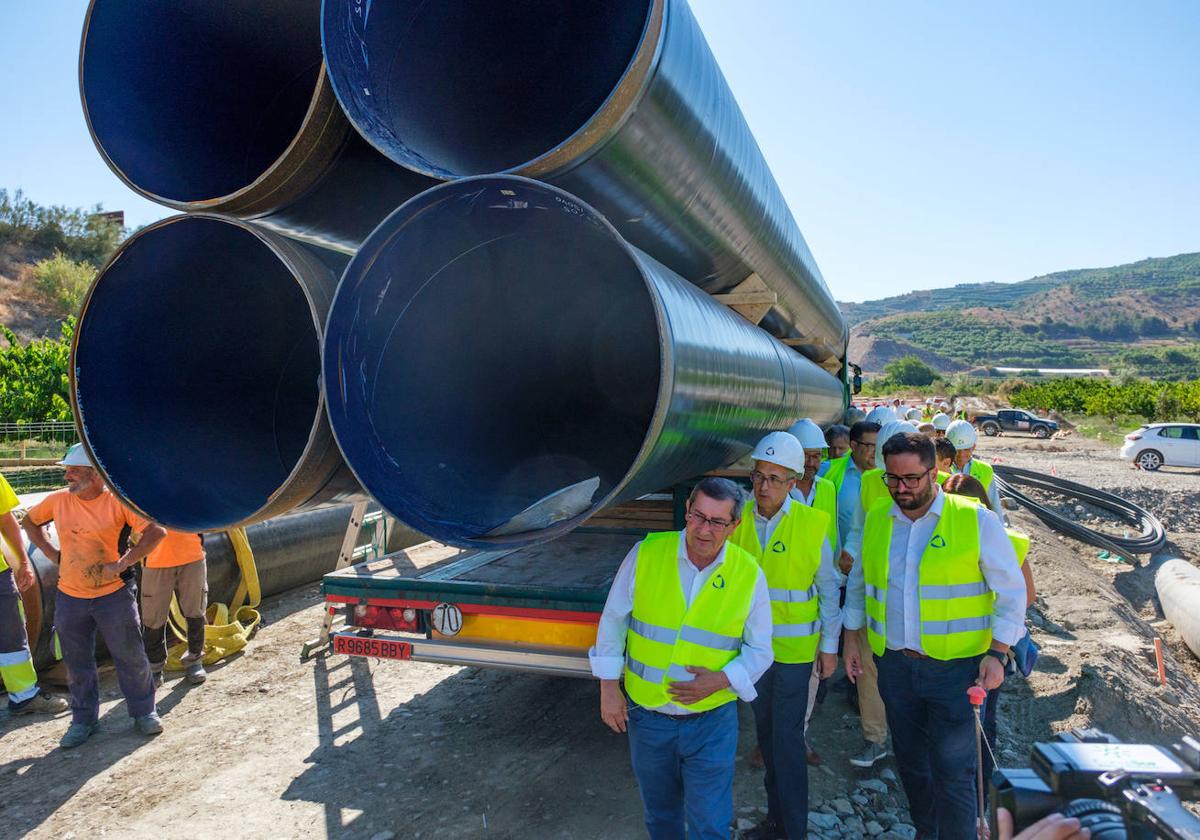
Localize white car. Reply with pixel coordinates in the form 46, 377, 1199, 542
1119, 423, 1200, 470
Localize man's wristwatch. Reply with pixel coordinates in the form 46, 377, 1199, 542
985, 649, 1006, 663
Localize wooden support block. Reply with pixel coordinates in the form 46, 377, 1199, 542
711, 273, 777, 325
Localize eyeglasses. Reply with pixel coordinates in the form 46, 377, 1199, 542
883, 469, 932, 488
851, 439, 877, 449
686, 511, 734, 530
749, 470, 792, 488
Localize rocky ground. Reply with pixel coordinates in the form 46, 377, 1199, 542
1, 432, 1198, 839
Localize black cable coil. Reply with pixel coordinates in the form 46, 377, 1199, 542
993, 465, 1167, 563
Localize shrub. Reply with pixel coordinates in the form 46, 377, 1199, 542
0, 319, 74, 423
882, 355, 937, 387
31, 252, 95, 317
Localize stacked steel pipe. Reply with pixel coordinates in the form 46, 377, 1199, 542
73, 0, 848, 549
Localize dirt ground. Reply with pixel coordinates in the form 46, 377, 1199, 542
2, 431, 1199, 839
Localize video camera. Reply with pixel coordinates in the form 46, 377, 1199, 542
992, 728, 1200, 839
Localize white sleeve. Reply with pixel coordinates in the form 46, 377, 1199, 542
977, 508, 1025, 647
842, 548, 866, 631
988, 480, 1007, 526
816, 538, 842, 653
588, 543, 639, 679
721, 568, 774, 701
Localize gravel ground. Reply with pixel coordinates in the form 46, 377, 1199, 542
2, 430, 1198, 839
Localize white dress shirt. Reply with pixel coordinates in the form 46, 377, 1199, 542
751, 496, 842, 654
842, 489, 1026, 652
589, 532, 774, 713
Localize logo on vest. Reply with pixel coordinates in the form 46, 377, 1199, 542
929, 534, 947, 548
770, 540, 786, 553
711, 574, 726, 590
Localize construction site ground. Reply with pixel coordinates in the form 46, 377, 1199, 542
2, 432, 1199, 839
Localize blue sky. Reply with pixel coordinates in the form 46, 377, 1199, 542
1, 1, 1196, 302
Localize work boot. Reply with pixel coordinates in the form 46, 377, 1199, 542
741, 818, 787, 840
11, 691, 69, 715
181, 652, 207, 685
134, 712, 164, 736
60, 722, 98, 749
849, 741, 890, 768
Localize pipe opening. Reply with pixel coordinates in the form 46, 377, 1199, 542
322, 0, 653, 176
325, 179, 662, 545
74, 217, 322, 531
81, 1, 322, 202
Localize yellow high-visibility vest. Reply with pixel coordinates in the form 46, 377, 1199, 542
795, 476, 839, 554
729, 500, 828, 663
623, 532, 759, 712
822, 454, 851, 492
963, 459, 996, 493
861, 494, 992, 660
860, 468, 891, 514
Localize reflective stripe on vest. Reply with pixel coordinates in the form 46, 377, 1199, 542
823, 455, 851, 492
861, 493, 992, 660
728, 500, 827, 663
624, 532, 758, 712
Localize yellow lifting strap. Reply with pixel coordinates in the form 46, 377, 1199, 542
164, 527, 261, 670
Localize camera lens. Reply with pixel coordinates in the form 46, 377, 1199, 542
1061, 799, 1127, 839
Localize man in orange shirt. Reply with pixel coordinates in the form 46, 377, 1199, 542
142, 530, 208, 685
22, 444, 166, 749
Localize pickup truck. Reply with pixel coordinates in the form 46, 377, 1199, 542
972, 409, 1059, 439
319, 492, 692, 677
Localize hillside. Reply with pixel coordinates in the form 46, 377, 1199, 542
0, 241, 69, 343
844, 252, 1200, 378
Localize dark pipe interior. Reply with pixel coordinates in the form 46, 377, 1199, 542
75, 218, 321, 531
82, 0, 321, 201
322, 0, 652, 176
326, 180, 661, 544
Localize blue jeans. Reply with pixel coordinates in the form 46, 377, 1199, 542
875, 650, 982, 840
627, 701, 738, 840
751, 661, 812, 838
55, 587, 156, 725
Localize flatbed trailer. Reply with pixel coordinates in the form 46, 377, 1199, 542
319, 495, 688, 677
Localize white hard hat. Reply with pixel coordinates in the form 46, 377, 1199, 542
905, 408, 922, 422
946, 419, 977, 450
864, 406, 896, 426
931, 412, 951, 431
58, 443, 93, 467
751, 431, 804, 473
786, 418, 827, 450
875, 420, 919, 470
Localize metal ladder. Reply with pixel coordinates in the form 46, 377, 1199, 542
299, 499, 375, 660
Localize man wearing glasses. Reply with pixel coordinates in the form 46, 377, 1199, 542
590, 476, 773, 840
842, 433, 1025, 840
730, 432, 841, 840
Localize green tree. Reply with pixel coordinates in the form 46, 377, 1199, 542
883, 355, 937, 387
0, 318, 74, 423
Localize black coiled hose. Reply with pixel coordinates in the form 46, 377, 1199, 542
993, 465, 1167, 564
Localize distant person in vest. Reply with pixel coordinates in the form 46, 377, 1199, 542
591, 476, 773, 840
786, 420, 839, 766
21, 444, 167, 749
945, 419, 1004, 520
842, 433, 1026, 840
0, 470, 69, 715
141, 530, 209, 686
731, 432, 842, 840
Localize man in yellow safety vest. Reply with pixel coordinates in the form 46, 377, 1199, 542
842, 432, 1026, 839
591, 476, 773, 840
732, 431, 842, 840
946, 419, 1004, 518
0, 471, 69, 715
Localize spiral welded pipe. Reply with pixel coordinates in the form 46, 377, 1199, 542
71, 214, 361, 532
321, 0, 847, 365
323, 176, 845, 550
79, 0, 435, 253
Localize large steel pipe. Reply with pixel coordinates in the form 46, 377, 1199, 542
321, 0, 848, 363
323, 177, 845, 550
72, 215, 361, 532
79, 0, 434, 253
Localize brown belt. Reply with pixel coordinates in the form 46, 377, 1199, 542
900, 649, 930, 660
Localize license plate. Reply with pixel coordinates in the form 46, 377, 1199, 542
333, 634, 412, 660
